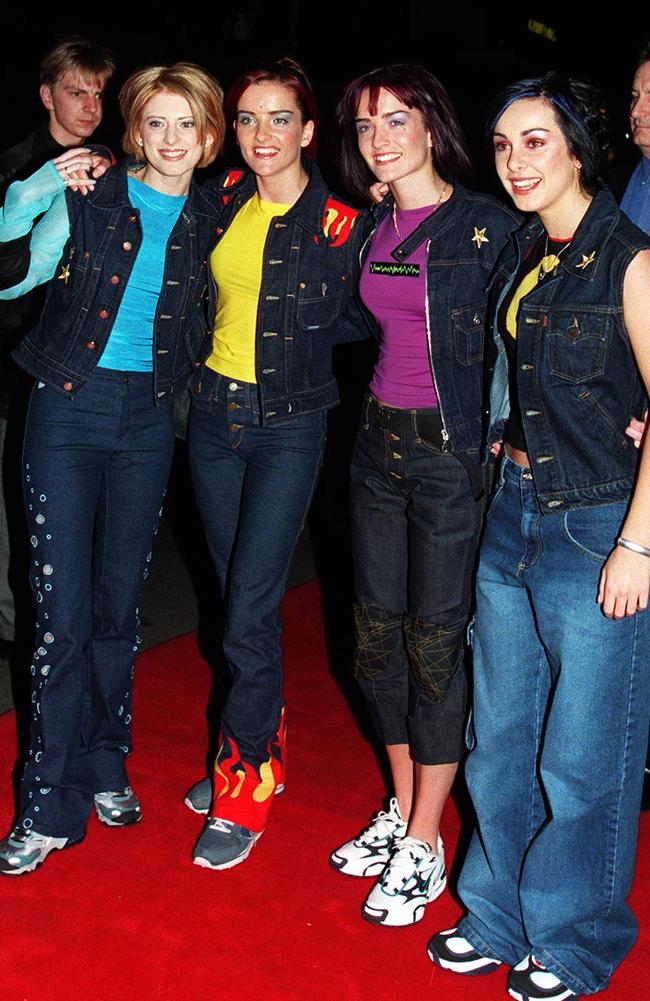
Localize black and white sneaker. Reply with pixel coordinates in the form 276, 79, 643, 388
329, 798, 406, 877
362, 834, 446, 926
508, 955, 578, 1001
427, 927, 502, 975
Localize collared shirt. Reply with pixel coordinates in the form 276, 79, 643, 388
621, 155, 650, 235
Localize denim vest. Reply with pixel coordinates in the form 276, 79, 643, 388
13, 159, 221, 401
485, 188, 650, 510
194, 159, 367, 424
360, 184, 521, 452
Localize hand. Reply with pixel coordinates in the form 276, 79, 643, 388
625, 409, 647, 449
52, 147, 103, 195
598, 544, 650, 618
490, 440, 503, 457
368, 181, 389, 205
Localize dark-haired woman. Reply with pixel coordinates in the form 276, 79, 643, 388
0, 64, 225, 875
328, 65, 519, 927
183, 59, 365, 871
427, 74, 650, 1001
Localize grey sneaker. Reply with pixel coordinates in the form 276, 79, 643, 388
0, 826, 80, 876
192, 816, 262, 870
184, 775, 285, 815
94, 786, 142, 827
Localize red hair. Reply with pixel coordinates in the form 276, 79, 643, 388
225, 57, 318, 160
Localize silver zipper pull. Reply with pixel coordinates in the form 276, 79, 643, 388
321, 282, 327, 296
441, 428, 451, 453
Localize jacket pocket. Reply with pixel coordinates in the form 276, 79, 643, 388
452, 302, 485, 366
296, 284, 344, 331
547, 312, 608, 383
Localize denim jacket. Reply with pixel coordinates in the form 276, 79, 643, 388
194, 158, 367, 423
361, 183, 521, 452
8, 159, 221, 401
485, 187, 650, 510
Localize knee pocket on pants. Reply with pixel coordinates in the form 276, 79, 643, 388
404, 614, 463, 703
353, 603, 403, 681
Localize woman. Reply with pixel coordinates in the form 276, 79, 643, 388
0, 63, 225, 875
183, 59, 365, 871
427, 74, 650, 1000
328, 65, 520, 927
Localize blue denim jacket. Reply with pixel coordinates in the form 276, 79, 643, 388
361, 184, 521, 452
485, 187, 650, 510
12, 159, 221, 401
194, 159, 367, 423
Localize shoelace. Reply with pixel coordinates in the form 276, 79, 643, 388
207, 817, 234, 834
8, 827, 44, 848
381, 839, 430, 892
358, 802, 402, 845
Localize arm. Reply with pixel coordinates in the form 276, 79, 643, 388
0, 160, 70, 299
598, 248, 650, 618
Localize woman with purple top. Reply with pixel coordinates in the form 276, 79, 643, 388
328, 64, 520, 928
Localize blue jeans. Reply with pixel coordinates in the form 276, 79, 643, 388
458, 454, 650, 996
19, 369, 175, 838
188, 370, 325, 807
350, 394, 484, 765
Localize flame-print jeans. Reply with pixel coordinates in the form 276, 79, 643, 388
188, 368, 326, 830
18, 369, 175, 839
350, 394, 485, 765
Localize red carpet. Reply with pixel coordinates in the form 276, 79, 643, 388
0, 579, 648, 1001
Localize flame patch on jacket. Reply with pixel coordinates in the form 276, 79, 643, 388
221, 169, 244, 205
320, 198, 359, 247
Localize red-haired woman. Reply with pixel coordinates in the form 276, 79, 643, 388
328, 64, 520, 928
183, 59, 365, 870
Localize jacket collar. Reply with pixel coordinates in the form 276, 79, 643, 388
87, 157, 220, 220
370, 182, 468, 262
512, 187, 621, 283
216, 156, 330, 236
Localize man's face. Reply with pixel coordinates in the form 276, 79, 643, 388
630, 61, 650, 158
40, 70, 106, 146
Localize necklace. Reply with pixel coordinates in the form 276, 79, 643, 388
391, 182, 449, 241
538, 232, 572, 281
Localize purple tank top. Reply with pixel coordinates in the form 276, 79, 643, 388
360, 203, 438, 409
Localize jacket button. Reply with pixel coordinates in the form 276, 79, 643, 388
193, 361, 201, 368
86, 341, 97, 350
63, 382, 73, 392
110, 275, 120, 285
129, 215, 137, 222
299, 282, 306, 289
123, 242, 132, 251
98, 309, 109, 319
216, 227, 224, 235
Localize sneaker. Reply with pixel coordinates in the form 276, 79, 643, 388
94, 786, 142, 827
184, 775, 285, 815
362, 833, 446, 926
508, 955, 578, 1001
192, 816, 262, 871
427, 927, 502, 975
329, 797, 407, 877
0, 826, 81, 876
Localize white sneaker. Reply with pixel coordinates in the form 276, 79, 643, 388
329, 798, 407, 877
362, 834, 446, 926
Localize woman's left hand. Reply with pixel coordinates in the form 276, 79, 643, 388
598, 545, 650, 619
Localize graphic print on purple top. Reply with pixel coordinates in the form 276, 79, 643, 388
360, 203, 440, 409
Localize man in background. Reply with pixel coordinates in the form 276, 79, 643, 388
0, 36, 115, 657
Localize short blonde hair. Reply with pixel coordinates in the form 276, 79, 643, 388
119, 63, 225, 169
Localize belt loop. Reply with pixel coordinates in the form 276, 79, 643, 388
362, 392, 371, 430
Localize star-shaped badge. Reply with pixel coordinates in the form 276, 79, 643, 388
576, 252, 596, 270
472, 227, 489, 249
57, 263, 71, 284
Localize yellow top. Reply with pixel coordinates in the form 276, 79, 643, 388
206, 194, 291, 383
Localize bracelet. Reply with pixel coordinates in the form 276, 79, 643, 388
617, 536, 650, 559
